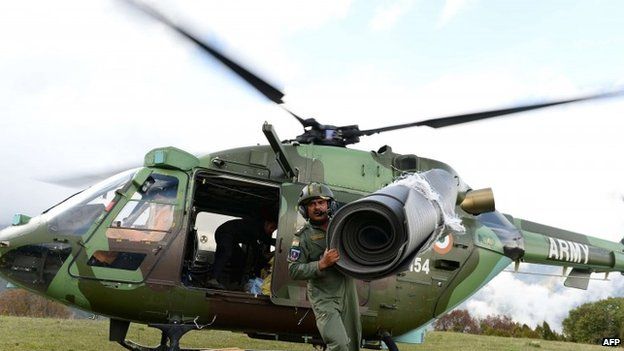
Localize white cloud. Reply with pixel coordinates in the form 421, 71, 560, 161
369, 0, 416, 32
154, 0, 354, 82
463, 269, 624, 332
437, 0, 471, 29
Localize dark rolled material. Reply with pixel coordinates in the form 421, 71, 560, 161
328, 169, 458, 280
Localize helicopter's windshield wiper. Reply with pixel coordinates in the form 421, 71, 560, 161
42, 189, 85, 215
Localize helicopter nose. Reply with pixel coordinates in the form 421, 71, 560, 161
0, 215, 44, 254
0, 214, 72, 292
0, 226, 9, 255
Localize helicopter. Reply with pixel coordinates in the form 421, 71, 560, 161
1, 1, 624, 351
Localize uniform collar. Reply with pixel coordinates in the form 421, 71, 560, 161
307, 221, 327, 232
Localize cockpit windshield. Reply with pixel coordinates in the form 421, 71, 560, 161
46, 168, 139, 236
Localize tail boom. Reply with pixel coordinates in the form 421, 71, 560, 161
512, 218, 624, 273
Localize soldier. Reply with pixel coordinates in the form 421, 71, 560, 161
288, 182, 361, 351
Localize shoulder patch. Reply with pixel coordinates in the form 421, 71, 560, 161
288, 247, 301, 262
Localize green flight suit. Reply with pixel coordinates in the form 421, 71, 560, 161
288, 223, 361, 351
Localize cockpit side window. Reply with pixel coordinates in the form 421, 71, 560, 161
107, 174, 179, 242
46, 169, 137, 236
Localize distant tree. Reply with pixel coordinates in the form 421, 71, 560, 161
534, 323, 543, 338
0, 289, 72, 318
563, 297, 624, 343
434, 309, 480, 334
480, 314, 520, 337
540, 321, 562, 341
519, 323, 540, 339
435, 311, 569, 341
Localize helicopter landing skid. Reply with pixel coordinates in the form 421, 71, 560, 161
115, 321, 200, 351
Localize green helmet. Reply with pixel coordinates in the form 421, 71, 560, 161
298, 182, 336, 218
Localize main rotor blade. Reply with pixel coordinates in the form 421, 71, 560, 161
39, 161, 144, 188
360, 90, 624, 135
123, 0, 286, 105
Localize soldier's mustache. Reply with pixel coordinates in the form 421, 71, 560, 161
313, 210, 327, 216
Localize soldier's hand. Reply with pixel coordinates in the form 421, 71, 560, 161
318, 248, 340, 270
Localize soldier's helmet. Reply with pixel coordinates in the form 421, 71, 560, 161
298, 182, 337, 219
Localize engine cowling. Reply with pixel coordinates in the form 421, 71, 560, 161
327, 169, 461, 280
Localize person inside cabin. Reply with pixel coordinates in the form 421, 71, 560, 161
207, 208, 277, 290
146, 186, 176, 232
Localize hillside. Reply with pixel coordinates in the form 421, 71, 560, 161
0, 316, 611, 351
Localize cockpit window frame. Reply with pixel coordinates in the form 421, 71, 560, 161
66, 167, 190, 284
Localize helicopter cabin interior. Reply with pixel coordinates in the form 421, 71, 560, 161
182, 172, 280, 294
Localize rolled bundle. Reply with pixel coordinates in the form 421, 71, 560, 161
328, 169, 460, 280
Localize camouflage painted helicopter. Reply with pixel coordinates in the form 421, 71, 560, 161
1, 2, 623, 351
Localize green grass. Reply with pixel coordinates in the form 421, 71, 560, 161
0, 316, 612, 350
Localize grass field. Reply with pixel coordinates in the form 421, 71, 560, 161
0, 316, 611, 351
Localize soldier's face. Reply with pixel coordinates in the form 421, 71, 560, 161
306, 198, 329, 223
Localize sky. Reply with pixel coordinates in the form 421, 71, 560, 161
1, 0, 624, 332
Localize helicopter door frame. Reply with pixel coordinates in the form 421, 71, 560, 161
67, 168, 189, 284
184, 171, 281, 293
269, 182, 309, 307
270, 183, 370, 308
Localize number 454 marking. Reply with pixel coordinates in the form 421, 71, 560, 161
409, 257, 430, 274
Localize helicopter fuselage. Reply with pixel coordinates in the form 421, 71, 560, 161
0, 141, 622, 347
